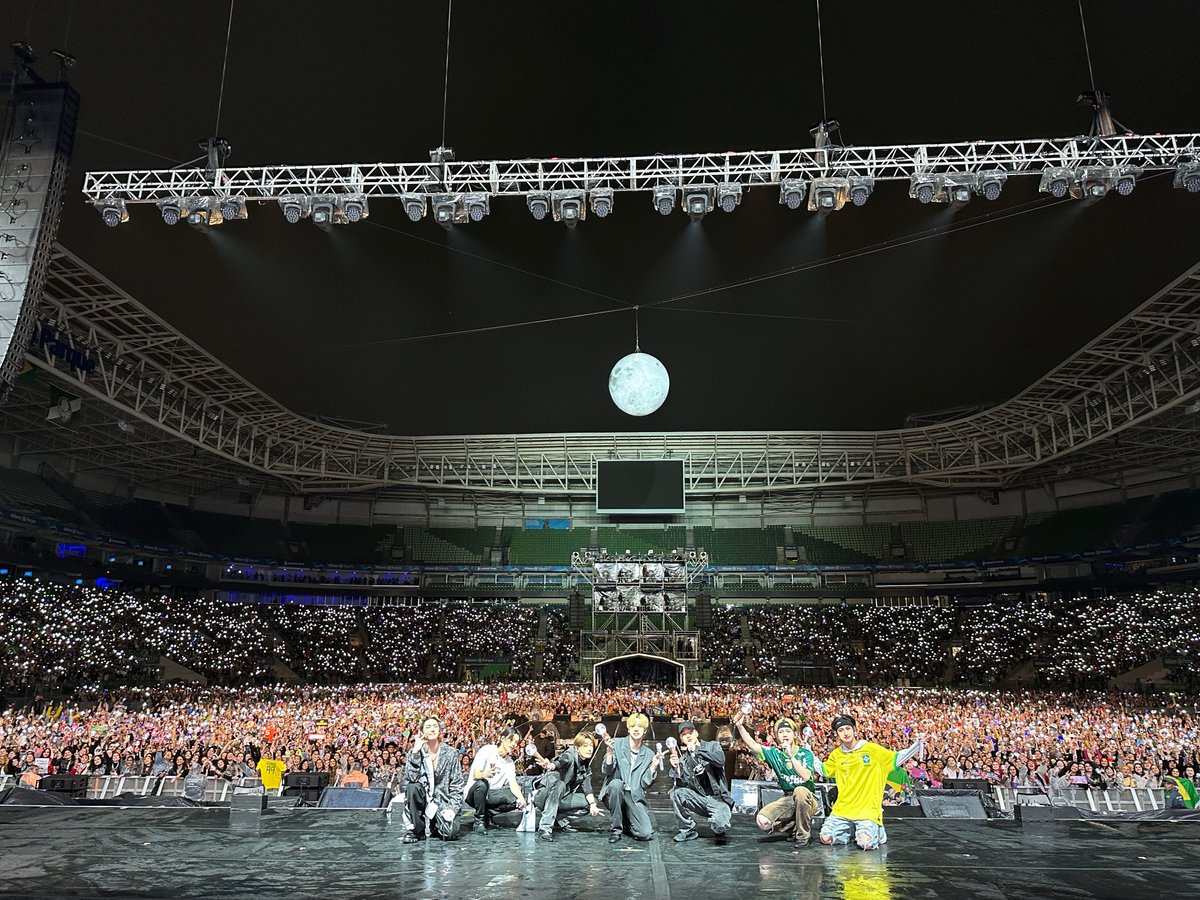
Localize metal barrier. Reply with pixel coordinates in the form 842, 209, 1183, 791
995, 785, 1165, 813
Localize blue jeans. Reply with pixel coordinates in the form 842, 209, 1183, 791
820, 813, 885, 850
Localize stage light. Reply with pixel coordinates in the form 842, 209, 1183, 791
1115, 173, 1136, 196
652, 185, 675, 216
341, 195, 368, 223
463, 193, 489, 223
1174, 162, 1200, 193
402, 194, 427, 222
278, 196, 307, 224
589, 188, 614, 218
779, 178, 807, 210
96, 198, 128, 228
310, 197, 335, 232
552, 190, 585, 228
909, 174, 939, 205
949, 183, 972, 205
218, 197, 247, 221
186, 200, 224, 229
157, 199, 185, 225
683, 188, 714, 222
717, 183, 742, 213
975, 172, 1006, 201
1039, 167, 1074, 199
808, 178, 849, 214
527, 193, 551, 221
432, 194, 465, 229
848, 177, 874, 207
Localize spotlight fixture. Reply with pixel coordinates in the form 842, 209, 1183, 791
589, 188, 614, 218
946, 177, 973, 206
186, 199, 224, 229
218, 196, 248, 221
975, 171, 1006, 201
779, 178, 807, 210
340, 195, 368, 223
1174, 162, 1200, 193
463, 192, 489, 223
278, 196, 309, 224
1114, 172, 1137, 197
683, 187, 714, 222
157, 199, 187, 225
652, 185, 675, 216
807, 178, 850, 214
96, 198, 128, 228
1038, 167, 1074, 199
1069, 166, 1139, 203
908, 174, 942, 205
310, 196, 336, 231
431, 194, 466, 229
401, 194, 427, 222
527, 192, 551, 221
716, 183, 742, 213
848, 177, 874, 207
552, 189, 585, 228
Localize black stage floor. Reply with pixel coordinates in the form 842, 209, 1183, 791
0, 795, 1196, 900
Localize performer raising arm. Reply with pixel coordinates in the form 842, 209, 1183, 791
401, 716, 467, 844
733, 712, 823, 845
819, 714, 924, 851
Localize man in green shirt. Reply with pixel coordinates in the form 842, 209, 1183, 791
733, 712, 823, 845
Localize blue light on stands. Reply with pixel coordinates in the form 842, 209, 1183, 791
74, 578, 84, 585
0, 568, 9, 575
23, 570, 33, 577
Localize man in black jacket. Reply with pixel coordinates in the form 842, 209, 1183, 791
532, 732, 603, 842
668, 722, 734, 844
401, 716, 467, 843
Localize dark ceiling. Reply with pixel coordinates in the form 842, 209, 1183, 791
7, 0, 1199, 436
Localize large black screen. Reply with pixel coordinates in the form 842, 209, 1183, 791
596, 460, 685, 514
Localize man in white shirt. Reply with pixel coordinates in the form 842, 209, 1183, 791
466, 727, 527, 835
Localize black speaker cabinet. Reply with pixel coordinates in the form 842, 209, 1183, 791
316, 786, 392, 809
916, 790, 988, 820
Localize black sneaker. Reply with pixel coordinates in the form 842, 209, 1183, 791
673, 829, 698, 843
608, 830, 622, 843
537, 830, 554, 843
556, 818, 578, 833
401, 832, 424, 844
472, 822, 488, 836
714, 830, 728, 846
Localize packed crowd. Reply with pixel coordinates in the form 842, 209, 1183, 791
2, 582, 1200, 694
1, 683, 1196, 804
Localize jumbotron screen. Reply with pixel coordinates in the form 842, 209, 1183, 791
596, 460, 685, 514
592, 560, 686, 612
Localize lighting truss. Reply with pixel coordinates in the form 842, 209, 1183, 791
23, 245, 1200, 504
83, 132, 1200, 223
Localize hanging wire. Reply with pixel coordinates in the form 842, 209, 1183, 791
1076, 0, 1097, 93
214, 0, 236, 135
441, 0, 454, 148
634, 307, 640, 352
63, 0, 74, 46
815, 0, 829, 121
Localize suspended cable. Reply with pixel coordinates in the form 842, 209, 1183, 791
1077, 0, 1097, 94
214, 0, 236, 135
815, 0, 829, 122
441, 0, 454, 148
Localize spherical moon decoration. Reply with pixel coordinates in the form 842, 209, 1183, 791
608, 351, 670, 416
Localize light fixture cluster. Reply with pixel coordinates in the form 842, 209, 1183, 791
908, 172, 1007, 206
1037, 166, 1139, 202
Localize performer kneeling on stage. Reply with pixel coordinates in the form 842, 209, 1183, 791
465, 727, 528, 835
401, 716, 467, 844
600, 713, 664, 843
733, 712, 823, 845
532, 732, 602, 843
819, 714, 924, 851
668, 722, 734, 845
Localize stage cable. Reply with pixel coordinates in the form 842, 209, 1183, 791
214, 0, 236, 136
815, 0, 829, 122
441, 0, 453, 149
1077, 0, 1097, 94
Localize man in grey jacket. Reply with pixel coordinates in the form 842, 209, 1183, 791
600, 713, 664, 843
401, 716, 467, 843
668, 722, 733, 844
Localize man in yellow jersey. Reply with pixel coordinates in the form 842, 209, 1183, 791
819, 715, 924, 851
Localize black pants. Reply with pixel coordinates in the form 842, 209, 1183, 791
466, 780, 520, 823
405, 782, 461, 840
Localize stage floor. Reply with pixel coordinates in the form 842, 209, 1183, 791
0, 799, 1195, 900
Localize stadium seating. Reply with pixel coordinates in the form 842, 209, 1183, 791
1018, 504, 1130, 556
507, 528, 587, 566
899, 518, 1017, 563
694, 526, 784, 565
0, 467, 74, 517
1139, 490, 1200, 542
405, 527, 492, 564
288, 523, 396, 565
791, 525, 889, 565
594, 527, 686, 556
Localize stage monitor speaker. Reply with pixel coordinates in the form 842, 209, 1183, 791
916, 791, 988, 820
284, 772, 329, 791
39, 774, 88, 794
693, 593, 712, 629
943, 778, 992, 793
758, 786, 785, 811
568, 592, 587, 629
316, 786, 392, 809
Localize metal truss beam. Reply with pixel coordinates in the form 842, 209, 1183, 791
82, 133, 1200, 207
13, 246, 1200, 500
